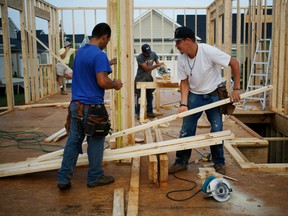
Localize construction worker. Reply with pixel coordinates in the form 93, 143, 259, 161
57, 23, 123, 190
134, 44, 163, 119
56, 41, 75, 95
168, 26, 241, 175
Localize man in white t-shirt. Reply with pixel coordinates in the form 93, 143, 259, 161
56, 41, 76, 95
168, 26, 241, 175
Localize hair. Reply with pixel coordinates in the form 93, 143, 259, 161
91, 23, 111, 39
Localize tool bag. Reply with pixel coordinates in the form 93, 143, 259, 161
85, 104, 111, 137
217, 82, 235, 115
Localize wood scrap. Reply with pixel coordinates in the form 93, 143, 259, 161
44, 128, 66, 143
113, 188, 125, 216
53, 131, 67, 142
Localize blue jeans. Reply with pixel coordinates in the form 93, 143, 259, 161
175, 91, 225, 166
135, 89, 154, 115
57, 102, 105, 185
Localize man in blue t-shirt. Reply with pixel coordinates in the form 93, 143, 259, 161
135, 44, 163, 118
57, 23, 123, 190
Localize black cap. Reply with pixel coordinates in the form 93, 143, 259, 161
141, 44, 151, 54
173, 26, 195, 41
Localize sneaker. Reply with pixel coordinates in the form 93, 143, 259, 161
147, 113, 157, 118
214, 164, 226, 175
87, 175, 115, 188
168, 163, 187, 174
57, 181, 71, 190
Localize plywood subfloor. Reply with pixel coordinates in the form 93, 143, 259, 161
0, 90, 287, 216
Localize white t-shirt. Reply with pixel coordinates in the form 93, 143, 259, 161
59, 48, 76, 65
177, 43, 230, 94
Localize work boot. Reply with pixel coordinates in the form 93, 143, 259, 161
147, 113, 157, 118
57, 181, 71, 190
87, 175, 115, 188
60, 87, 68, 95
214, 164, 226, 175
168, 163, 187, 174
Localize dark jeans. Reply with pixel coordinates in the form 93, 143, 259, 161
175, 91, 225, 166
57, 102, 105, 185
135, 89, 154, 115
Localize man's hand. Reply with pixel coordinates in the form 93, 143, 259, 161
112, 79, 123, 90
230, 90, 241, 102
110, 58, 117, 65
177, 106, 188, 114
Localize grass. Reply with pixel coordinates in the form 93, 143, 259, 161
0, 94, 25, 107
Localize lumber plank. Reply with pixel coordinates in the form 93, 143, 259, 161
145, 129, 158, 185
107, 85, 273, 141
53, 131, 67, 142
127, 157, 140, 216
154, 126, 168, 186
44, 128, 66, 143
0, 132, 234, 177
159, 154, 168, 186
224, 142, 249, 166
113, 188, 125, 216
148, 155, 158, 184
29, 85, 272, 160
226, 138, 268, 146
105, 130, 232, 156
35, 130, 231, 162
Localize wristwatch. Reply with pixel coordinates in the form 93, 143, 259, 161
180, 103, 188, 107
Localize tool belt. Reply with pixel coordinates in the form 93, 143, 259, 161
85, 104, 111, 137
216, 82, 235, 115
65, 101, 111, 137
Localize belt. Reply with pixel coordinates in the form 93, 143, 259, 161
72, 101, 91, 108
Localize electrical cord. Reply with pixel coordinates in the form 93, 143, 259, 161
166, 172, 202, 201
0, 130, 63, 153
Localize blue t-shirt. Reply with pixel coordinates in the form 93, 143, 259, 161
71, 44, 112, 104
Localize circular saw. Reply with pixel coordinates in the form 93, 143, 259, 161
202, 176, 232, 202
157, 63, 170, 77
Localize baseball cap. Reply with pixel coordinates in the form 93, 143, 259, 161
172, 26, 195, 41
64, 41, 71, 48
141, 44, 151, 54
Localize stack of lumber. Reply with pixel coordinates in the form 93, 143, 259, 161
0, 130, 234, 177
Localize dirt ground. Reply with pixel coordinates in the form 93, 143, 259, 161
0, 89, 288, 216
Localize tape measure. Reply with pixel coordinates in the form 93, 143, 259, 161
116, 0, 122, 148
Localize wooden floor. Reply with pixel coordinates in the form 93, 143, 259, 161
0, 89, 288, 216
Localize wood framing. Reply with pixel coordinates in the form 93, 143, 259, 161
225, 142, 288, 172
1, 0, 14, 110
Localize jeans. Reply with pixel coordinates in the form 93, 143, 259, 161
175, 91, 225, 166
57, 102, 105, 185
135, 89, 154, 115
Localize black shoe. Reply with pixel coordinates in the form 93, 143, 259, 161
214, 164, 226, 175
57, 181, 71, 190
87, 175, 115, 188
168, 163, 187, 174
